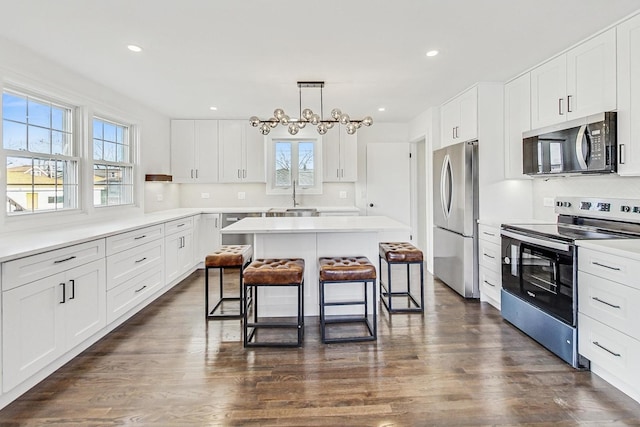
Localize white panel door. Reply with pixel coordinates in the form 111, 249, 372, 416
366, 143, 411, 227
531, 55, 567, 129
243, 124, 266, 182
617, 14, 640, 176
219, 120, 244, 182
194, 120, 219, 182
170, 120, 196, 183
322, 130, 341, 182
567, 29, 617, 120
458, 86, 478, 143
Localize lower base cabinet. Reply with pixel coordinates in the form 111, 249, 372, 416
2, 258, 106, 392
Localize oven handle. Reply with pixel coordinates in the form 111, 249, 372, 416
501, 230, 571, 252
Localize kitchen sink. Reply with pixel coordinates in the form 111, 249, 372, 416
266, 208, 319, 217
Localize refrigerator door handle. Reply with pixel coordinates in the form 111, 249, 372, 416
441, 154, 453, 218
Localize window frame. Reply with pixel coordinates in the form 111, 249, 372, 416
91, 115, 136, 209
265, 128, 323, 195
2, 87, 81, 216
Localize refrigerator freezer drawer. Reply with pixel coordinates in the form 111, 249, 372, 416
433, 226, 478, 298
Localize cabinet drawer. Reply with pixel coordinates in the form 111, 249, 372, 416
578, 313, 640, 391
478, 239, 501, 273
578, 271, 640, 341
578, 247, 640, 290
479, 265, 501, 302
106, 267, 164, 324
2, 239, 105, 291
106, 224, 164, 256
478, 224, 501, 245
106, 240, 164, 290
164, 216, 194, 236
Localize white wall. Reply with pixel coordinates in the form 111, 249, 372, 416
532, 174, 640, 221
0, 36, 172, 232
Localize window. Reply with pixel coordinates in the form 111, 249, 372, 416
3, 90, 78, 214
269, 139, 320, 194
92, 117, 134, 207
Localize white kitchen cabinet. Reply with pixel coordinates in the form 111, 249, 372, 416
219, 120, 265, 183
170, 119, 219, 183
196, 213, 221, 263
440, 86, 478, 147
617, 13, 640, 176
531, 29, 616, 129
503, 73, 532, 179
2, 258, 106, 392
477, 223, 501, 309
165, 217, 194, 284
577, 245, 640, 404
322, 125, 357, 182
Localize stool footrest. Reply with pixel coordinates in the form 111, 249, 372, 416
322, 318, 376, 344
323, 300, 366, 307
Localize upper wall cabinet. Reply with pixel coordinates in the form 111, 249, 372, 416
322, 125, 357, 182
219, 120, 266, 183
531, 29, 616, 129
440, 86, 478, 147
170, 120, 219, 183
504, 73, 532, 180
617, 13, 640, 176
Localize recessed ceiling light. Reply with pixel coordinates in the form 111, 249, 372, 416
127, 45, 143, 53
209, 106, 218, 111
426, 50, 439, 57
378, 107, 386, 112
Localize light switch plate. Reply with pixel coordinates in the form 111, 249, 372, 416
201, 192, 210, 199
339, 191, 347, 199
238, 192, 246, 200
156, 194, 164, 202
543, 197, 554, 207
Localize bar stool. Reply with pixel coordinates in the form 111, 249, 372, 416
205, 245, 252, 319
379, 242, 424, 313
318, 256, 377, 344
243, 258, 305, 347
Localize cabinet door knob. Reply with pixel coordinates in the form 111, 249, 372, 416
369, 203, 374, 207
558, 98, 564, 115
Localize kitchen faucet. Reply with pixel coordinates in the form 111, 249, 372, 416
292, 179, 300, 207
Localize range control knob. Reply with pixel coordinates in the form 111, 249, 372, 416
563, 202, 572, 208
621, 205, 631, 213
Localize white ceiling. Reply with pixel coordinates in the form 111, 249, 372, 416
1, 1, 639, 123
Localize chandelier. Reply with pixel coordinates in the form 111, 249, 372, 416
249, 81, 373, 136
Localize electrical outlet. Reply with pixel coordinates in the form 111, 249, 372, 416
201, 192, 210, 199
543, 197, 554, 207
339, 191, 347, 199
156, 194, 164, 202
238, 192, 246, 200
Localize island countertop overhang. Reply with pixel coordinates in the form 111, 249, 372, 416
220, 215, 410, 234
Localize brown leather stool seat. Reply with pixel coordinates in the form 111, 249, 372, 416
205, 245, 252, 320
318, 256, 377, 344
243, 258, 305, 347
379, 242, 424, 313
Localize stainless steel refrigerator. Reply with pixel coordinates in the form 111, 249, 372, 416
432, 140, 479, 298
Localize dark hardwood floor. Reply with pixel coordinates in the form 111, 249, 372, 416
1, 269, 640, 426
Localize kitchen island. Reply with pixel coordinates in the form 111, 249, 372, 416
221, 215, 410, 316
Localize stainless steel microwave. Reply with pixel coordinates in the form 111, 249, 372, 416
522, 112, 617, 176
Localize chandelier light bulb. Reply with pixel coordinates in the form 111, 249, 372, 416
339, 113, 350, 125
302, 108, 314, 120
297, 118, 307, 129
280, 114, 290, 125
362, 116, 373, 126
249, 116, 260, 127
269, 118, 279, 128
274, 108, 285, 120
288, 123, 299, 135
346, 123, 357, 135
310, 114, 320, 125
259, 123, 271, 135
330, 108, 342, 120
326, 121, 335, 129
317, 123, 328, 135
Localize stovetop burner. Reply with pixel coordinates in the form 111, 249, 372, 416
502, 222, 636, 243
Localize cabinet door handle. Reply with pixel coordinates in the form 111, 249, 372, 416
135, 285, 147, 293
592, 261, 620, 271
135, 257, 147, 263
134, 234, 147, 240
243, 169, 247, 178
215, 218, 218, 228
619, 144, 625, 164
483, 280, 496, 287
191, 169, 194, 179
483, 253, 496, 259
54, 255, 77, 264
337, 169, 340, 178
593, 341, 621, 357
237, 169, 241, 178
558, 98, 564, 115
483, 231, 495, 237
341, 169, 344, 178
592, 296, 620, 309
567, 95, 573, 112
452, 127, 455, 139
195, 169, 199, 179
69, 279, 75, 300
59, 283, 66, 304
177, 223, 185, 228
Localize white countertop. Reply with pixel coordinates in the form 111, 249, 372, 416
220, 215, 409, 234
576, 239, 640, 261
478, 218, 551, 228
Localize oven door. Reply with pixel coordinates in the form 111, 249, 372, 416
501, 230, 576, 326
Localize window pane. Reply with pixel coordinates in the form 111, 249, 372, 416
3, 120, 27, 151
2, 92, 27, 122
104, 122, 117, 142
52, 131, 72, 156
28, 100, 51, 128
93, 138, 103, 160
93, 119, 103, 139
103, 141, 116, 162
298, 141, 315, 186
275, 141, 291, 187
28, 125, 51, 154
116, 143, 127, 163
116, 126, 124, 143
51, 106, 65, 131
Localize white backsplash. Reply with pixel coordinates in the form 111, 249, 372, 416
532, 174, 640, 221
